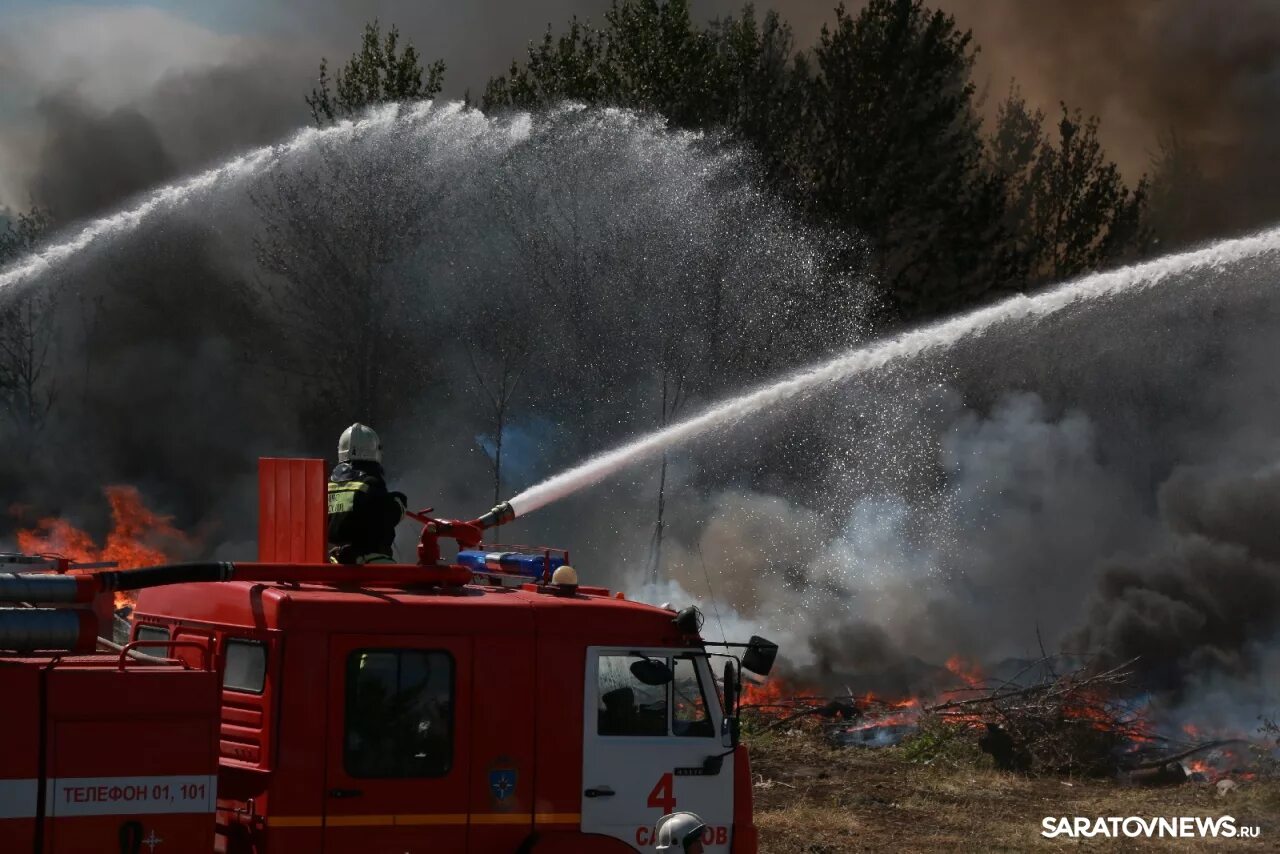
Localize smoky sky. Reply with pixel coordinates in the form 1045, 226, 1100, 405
4, 1, 1280, 235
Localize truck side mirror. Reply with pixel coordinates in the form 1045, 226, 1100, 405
722, 660, 740, 748
741, 635, 778, 678
723, 660, 738, 717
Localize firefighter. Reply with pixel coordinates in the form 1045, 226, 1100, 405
327, 423, 407, 564
654, 811, 707, 853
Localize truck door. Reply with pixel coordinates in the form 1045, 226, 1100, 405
581, 648, 734, 852
323, 634, 472, 853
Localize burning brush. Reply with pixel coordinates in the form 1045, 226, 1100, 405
12, 486, 194, 612
740, 654, 1268, 782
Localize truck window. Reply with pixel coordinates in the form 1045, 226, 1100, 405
345, 649, 453, 778
224, 638, 266, 694
597, 655, 668, 736
672, 655, 714, 738
135, 625, 169, 646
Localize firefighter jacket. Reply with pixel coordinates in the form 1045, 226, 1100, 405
327, 461, 407, 564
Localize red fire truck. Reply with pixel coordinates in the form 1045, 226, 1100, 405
0, 459, 776, 853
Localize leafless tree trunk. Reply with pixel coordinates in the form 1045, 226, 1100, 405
0, 290, 57, 434
647, 344, 691, 585
249, 138, 435, 426
464, 331, 529, 504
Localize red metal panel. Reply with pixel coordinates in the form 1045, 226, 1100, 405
257, 459, 326, 564
33, 657, 221, 854
257, 464, 275, 562
320, 633, 473, 852
467, 609, 537, 851
0, 663, 40, 852
272, 461, 289, 562
290, 462, 306, 562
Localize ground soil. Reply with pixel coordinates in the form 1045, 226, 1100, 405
749, 730, 1280, 853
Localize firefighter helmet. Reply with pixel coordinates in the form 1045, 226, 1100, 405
338, 423, 382, 463
654, 811, 706, 851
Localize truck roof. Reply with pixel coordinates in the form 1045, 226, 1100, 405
135, 573, 689, 644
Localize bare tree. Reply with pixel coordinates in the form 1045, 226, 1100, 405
0, 207, 56, 434
0, 289, 57, 433
463, 297, 532, 503
250, 145, 436, 425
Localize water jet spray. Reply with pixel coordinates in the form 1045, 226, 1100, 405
499, 226, 1280, 521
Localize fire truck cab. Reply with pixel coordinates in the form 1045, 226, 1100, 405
122, 453, 770, 854
133, 572, 757, 853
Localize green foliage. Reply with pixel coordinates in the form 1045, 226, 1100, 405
308, 3, 1152, 330
1255, 715, 1280, 779
482, 0, 1152, 322
307, 20, 445, 125
1146, 131, 1208, 249
706, 8, 807, 187
801, 0, 1011, 317
900, 715, 983, 766
484, 0, 715, 123
990, 91, 1149, 288
484, 3, 804, 185
998, 100, 1149, 284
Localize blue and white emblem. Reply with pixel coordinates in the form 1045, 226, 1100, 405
489, 768, 517, 801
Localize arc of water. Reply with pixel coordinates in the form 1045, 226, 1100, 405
0, 103, 422, 296
508, 226, 1280, 517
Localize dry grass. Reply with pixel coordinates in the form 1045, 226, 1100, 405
750, 729, 1280, 852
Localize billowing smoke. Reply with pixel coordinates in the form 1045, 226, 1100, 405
1073, 461, 1280, 693
636, 250, 1280, 720
0, 4, 312, 217
30, 94, 178, 223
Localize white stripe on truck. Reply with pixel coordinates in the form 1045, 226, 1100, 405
46, 774, 217, 817
0, 779, 38, 819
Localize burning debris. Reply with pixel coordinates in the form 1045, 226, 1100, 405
12, 485, 192, 610
926, 656, 1156, 776
742, 655, 1272, 784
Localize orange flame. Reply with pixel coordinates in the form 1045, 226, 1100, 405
741, 679, 796, 708
945, 655, 986, 688
15, 486, 189, 609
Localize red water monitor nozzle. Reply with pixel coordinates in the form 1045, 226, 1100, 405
472, 501, 516, 531
412, 501, 517, 566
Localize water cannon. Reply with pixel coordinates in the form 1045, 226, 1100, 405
410, 500, 522, 566
472, 500, 516, 531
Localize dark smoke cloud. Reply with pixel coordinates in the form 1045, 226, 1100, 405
18, 58, 309, 221
31, 94, 178, 223
645, 251, 1280, 720
1073, 462, 1280, 691
0, 5, 312, 218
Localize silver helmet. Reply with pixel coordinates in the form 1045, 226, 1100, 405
338, 423, 382, 463
654, 811, 706, 851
